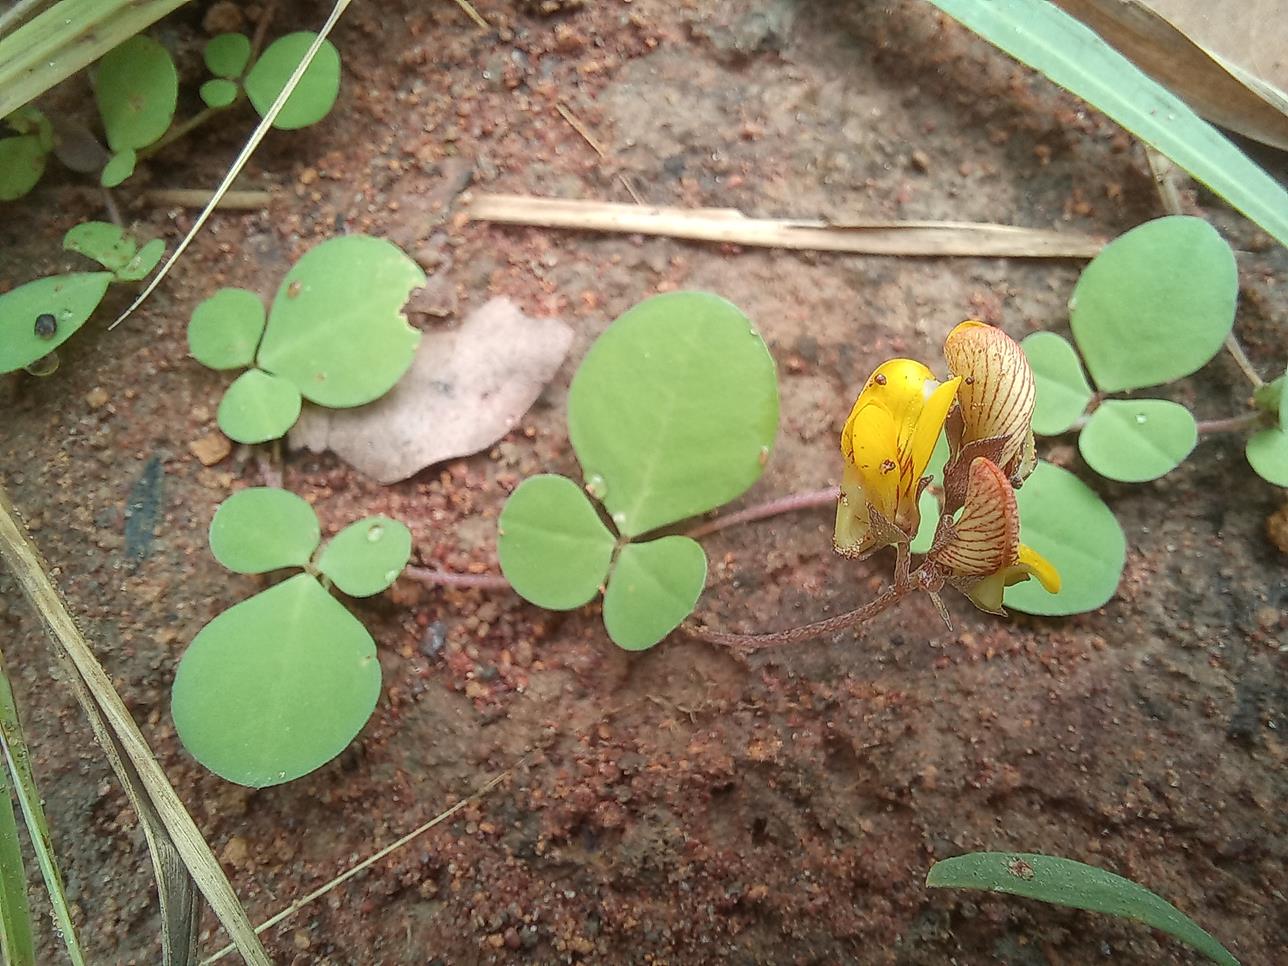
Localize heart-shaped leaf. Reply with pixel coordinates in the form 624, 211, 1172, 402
217, 369, 302, 444
1247, 428, 1288, 486
209, 487, 320, 574
256, 235, 423, 407
188, 288, 266, 370
317, 516, 412, 597
1078, 399, 1197, 483
1022, 331, 1093, 435
204, 33, 251, 79
244, 32, 340, 130
568, 291, 779, 537
63, 221, 136, 272
1069, 217, 1237, 393
1006, 460, 1125, 616
172, 573, 381, 787
602, 537, 707, 651
0, 272, 113, 374
498, 474, 616, 610
95, 36, 178, 152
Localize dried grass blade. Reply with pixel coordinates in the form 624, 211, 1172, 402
0, 487, 270, 966
467, 194, 1105, 258
0, 648, 84, 965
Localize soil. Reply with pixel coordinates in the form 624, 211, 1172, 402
2, 1, 1286, 964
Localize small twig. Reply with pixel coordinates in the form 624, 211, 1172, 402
685, 580, 914, 652
143, 189, 272, 210
248, 0, 279, 63
684, 487, 837, 539
555, 102, 645, 205
448, 0, 491, 30
1197, 411, 1268, 435
404, 566, 512, 592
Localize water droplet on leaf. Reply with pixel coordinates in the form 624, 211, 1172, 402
366, 523, 384, 542
586, 474, 607, 499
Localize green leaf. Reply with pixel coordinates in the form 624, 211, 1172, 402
5, 106, 53, 149
204, 33, 251, 79
243, 32, 340, 130
0, 771, 35, 966
209, 487, 319, 574
115, 238, 165, 282
927, 852, 1239, 966
317, 516, 412, 597
63, 221, 136, 272
910, 487, 940, 555
602, 537, 707, 651
1253, 372, 1286, 423
0, 135, 47, 201
256, 235, 424, 408
0, 272, 113, 374
199, 78, 239, 110
1021, 332, 1092, 435
1078, 400, 1198, 483
188, 288, 266, 370
94, 35, 177, 152
1069, 217, 1236, 392
172, 574, 381, 788
99, 148, 136, 188
216, 369, 302, 444
567, 291, 780, 538
1006, 461, 1125, 616
498, 475, 616, 610
1246, 428, 1288, 486
922, 0, 1288, 247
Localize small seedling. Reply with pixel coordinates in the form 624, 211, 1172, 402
1022, 216, 1282, 486
187, 235, 425, 444
927, 852, 1239, 965
95, 35, 178, 185
0, 223, 165, 375
0, 106, 53, 201
171, 487, 412, 787
498, 292, 781, 650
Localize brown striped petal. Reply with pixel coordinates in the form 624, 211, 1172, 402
943, 321, 1036, 479
930, 457, 1019, 576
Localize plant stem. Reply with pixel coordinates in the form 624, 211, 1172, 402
684, 486, 838, 539
1222, 334, 1264, 389
1196, 411, 1268, 435
404, 566, 512, 591
684, 579, 914, 652
138, 105, 227, 161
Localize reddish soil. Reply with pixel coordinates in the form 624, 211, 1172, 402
1, 1, 1286, 964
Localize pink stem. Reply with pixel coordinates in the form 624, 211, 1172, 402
684, 486, 838, 539
404, 566, 512, 591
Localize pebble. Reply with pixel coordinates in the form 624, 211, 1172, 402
86, 387, 109, 409
189, 432, 232, 466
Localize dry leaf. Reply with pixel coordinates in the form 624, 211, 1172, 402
290, 298, 573, 483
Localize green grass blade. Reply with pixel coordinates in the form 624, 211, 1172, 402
923, 0, 1288, 247
0, 771, 36, 966
927, 852, 1239, 965
0, 0, 190, 118
0, 649, 84, 966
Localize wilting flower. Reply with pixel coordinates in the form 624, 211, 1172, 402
928, 457, 1059, 613
835, 359, 961, 557
943, 321, 1037, 489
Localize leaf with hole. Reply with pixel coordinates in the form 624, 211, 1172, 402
498, 474, 615, 610
171, 573, 381, 788
927, 852, 1238, 965
115, 238, 165, 282
94, 35, 178, 152
256, 235, 423, 407
217, 369, 302, 444
568, 291, 779, 538
317, 516, 412, 597
1079, 399, 1197, 483
209, 487, 319, 574
244, 32, 340, 130
199, 78, 239, 109
1246, 428, 1288, 486
99, 148, 135, 188
188, 288, 266, 370
1070, 217, 1236, 393
1021, 332, 1093, 435
602, 537, 707, 651
1006, 461, 1124, 616
204, 33, 251, 78
0, 272, 113, 374
63, 221, 136, 273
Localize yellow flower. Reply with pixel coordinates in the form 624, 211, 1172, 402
928, 457, 1060, 613
835, 359, 961, 557
943, 321, 1037, 486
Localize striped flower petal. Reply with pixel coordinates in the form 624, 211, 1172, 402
929, 457, 1019, 576
944, 321, 1036, 481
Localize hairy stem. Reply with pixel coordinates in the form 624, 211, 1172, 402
684, 486, 837, 539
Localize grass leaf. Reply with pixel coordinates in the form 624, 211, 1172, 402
0, 770, 35, 966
